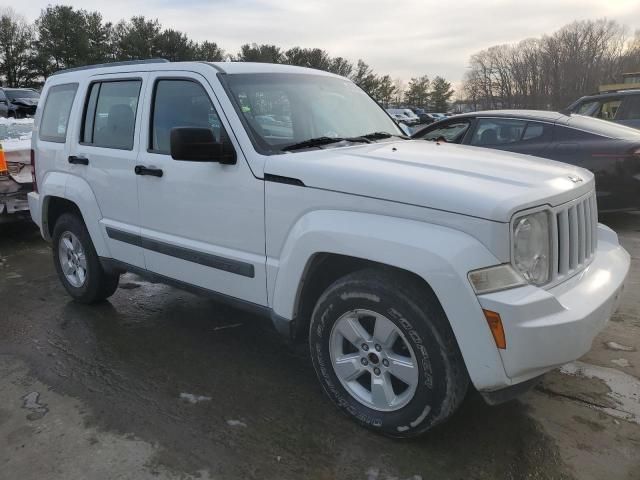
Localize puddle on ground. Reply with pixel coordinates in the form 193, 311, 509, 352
561, 361, 640, 425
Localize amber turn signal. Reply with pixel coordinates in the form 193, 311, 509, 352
483, 309, 506, 349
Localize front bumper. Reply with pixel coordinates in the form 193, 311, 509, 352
477, 224, 630, 386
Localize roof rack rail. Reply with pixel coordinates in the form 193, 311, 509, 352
51, 58, 169, 76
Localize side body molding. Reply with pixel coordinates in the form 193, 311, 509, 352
269, 210, 510, 390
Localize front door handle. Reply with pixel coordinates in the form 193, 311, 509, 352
134, 165, 163, 177
68, 155, 89, 165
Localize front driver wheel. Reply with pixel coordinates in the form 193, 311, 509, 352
309, 269, 468, 437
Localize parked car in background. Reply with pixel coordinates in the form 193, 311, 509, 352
386, 108, 420, 125
409, 107, 431, 123
413, 110, 640, 212
0, 118, 33, 221
0, 88, 40, 118
566, 90, 640, 129
400, 109, 421, 124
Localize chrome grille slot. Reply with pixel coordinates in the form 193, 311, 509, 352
551, 192, 598, 284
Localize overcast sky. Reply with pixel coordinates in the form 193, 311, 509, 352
18, 0, 640, 85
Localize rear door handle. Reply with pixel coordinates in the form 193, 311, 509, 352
134, 165, 163, 177
68, 155, 89, 165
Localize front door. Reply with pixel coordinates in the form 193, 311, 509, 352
135, 71, 267, 306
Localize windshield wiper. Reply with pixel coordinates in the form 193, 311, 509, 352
359, 131, 409, 140
281, 136, 370, 152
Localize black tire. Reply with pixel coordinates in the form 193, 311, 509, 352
52, 212, 119, 303
309, 268, 468, 437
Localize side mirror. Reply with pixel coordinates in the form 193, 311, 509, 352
170, 127, 236, 164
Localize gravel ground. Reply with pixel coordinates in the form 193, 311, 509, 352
0, 213, 638, 480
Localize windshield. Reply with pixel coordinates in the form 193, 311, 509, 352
223, 73, 403, 154
5, 89, 40, 101
567, 114, 640, 141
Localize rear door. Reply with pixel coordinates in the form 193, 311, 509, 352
69, 73, 147, 268
34, 82, 79, 200
135, 71, 267, 305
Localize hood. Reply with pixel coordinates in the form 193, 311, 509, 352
11, 98, 38, 106
264, 140, 594, 222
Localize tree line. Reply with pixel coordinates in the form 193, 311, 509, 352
0, 6, 454, 110
463, 19, 640, 110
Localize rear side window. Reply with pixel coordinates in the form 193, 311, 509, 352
618, 95, 640, 120
150, 79, 223, 154
82, 80, 142, 150
39, 83, 78, 143
471, 118, 526, 146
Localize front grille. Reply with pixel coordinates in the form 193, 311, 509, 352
551, 192, 598, 282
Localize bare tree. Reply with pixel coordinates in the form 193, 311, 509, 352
463, 19, 636, 110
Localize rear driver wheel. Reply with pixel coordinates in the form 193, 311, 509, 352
52, 213, 119, 303
309, 269, 468, 437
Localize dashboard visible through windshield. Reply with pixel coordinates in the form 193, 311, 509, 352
222, 73, 403, 154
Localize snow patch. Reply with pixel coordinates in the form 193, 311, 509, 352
611, 358, 631, 368
560, 361, 640, 425
179, 393, 211, 404
226, 419, 247, 427
22, 391, 49, 420
604, 341, 635, 352
0, 117, 34, 125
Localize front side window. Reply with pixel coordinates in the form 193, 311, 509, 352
575, 100, 599, 116
421, 121, 470, 142
596, 99, 622, 120
82, 80, 142, 150
150, 79, 223, 154
223, 73, 403, 154
471, 118, 526, 146
39, 83, 78, 143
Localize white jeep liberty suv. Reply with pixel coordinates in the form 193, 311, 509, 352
29, 60, 630, 437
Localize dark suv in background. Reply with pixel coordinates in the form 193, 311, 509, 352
0, 88, 40, 118
567, 90, 640, 129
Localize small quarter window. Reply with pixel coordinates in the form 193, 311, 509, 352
82, 80, 142, 150
39, 83, 78, 143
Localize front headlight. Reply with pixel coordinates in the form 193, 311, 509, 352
512, 211, 551, 285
